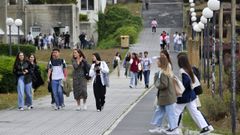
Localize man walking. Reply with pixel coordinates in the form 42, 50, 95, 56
47, 48, 67, 110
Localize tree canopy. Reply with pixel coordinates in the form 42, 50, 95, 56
28, 0, 78, 4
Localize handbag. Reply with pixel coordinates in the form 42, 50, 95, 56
103, 73, 109, 87
192, 75, 202, 95
172, 75, 185, 96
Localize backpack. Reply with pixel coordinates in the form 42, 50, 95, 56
192, 66, 203, 95
113, 59, 118, 69
83, 60, 91, 80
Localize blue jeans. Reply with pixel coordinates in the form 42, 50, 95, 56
52, 80, 64, 107
130, 71, 138, 87
143, 70, 150, 86
17, 76, 32, 108
151, 103, 177, 130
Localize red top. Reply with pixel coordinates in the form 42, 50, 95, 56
130, 58, 139, 72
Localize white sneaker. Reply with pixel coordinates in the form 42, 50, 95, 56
208, 125, 214, 132
163, 128, 180, 135
83, 104, 87, 110
149, 127, 163, 134
18, 107, 24, 111
76, 106, 81, 111
27, 105, 33, 110
97, 109, 101, 112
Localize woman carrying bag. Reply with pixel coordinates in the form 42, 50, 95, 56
89, 53, 109, 112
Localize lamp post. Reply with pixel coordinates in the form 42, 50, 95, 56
202, 7, 213, 89
15, 19, 23, 52
201, 16, 208, 83
231, 0, 237, 134
208, 0, 220, 97
219, 0, 223, 99
6, 18, 14, 56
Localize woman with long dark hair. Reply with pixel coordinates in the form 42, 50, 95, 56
89, 53, 109, 112
175, 54, 212, 134
72, 49, 88, 111
13, 52, 33, 111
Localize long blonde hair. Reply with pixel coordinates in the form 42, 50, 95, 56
158, 56, 173, 77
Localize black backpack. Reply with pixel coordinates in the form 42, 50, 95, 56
113, 59, 118, 69
192, 66, 203, 95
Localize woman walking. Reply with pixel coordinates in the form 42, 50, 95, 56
89, 53, 109, 112
123, 52, 131, 78
72, 49, 88, 111
129, 52, 140, 88
149, 56, 179, 134
13, 52, 33, 111
176, 54, 212, 134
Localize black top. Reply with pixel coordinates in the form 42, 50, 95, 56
13, 60, 32, 84
94, 63, 101, 75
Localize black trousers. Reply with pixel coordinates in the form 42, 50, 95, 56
93, 75, 106, 110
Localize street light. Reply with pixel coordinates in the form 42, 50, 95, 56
208, 0, 220, 95
190, 8, 195, 12
189, 0, 194, 3
201, 15, 208, 83
191, 16, 197, 22
6, 17, 14, 56
190, 3, 195, 7
15, 19, 23, 52
191, 12, 196, 17
203, 7, 213, 89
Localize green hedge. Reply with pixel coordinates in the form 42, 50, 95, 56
0, 56, 47, 93
0, 44, 36, 56
97, 5, 142, 49
79, 14, 89, 22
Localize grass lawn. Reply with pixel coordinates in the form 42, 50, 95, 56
0, 48, 128, 110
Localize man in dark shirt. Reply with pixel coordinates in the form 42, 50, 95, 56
79, 32, 86, 49
64, 32, 70, 49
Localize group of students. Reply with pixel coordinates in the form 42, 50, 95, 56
149, 50, 214, 135
13, 48, 109, 112
173, 32, 187, 52
121, 51, 152, 89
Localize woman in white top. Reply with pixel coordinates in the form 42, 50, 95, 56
89, 53, 109, 112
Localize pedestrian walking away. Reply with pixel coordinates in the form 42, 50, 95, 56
138, 52, 143, 82
13, 52, 33, 111
72, 49, 89, 111
113, 52, 121, 77
47, 48, 68, 110
123, 52, 131, 78
89, 53, 109, 112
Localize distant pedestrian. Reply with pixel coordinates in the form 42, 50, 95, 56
123, 52, 131, 78
177, 33, 183, 52
173, 32, 178, 51
89, 53, 109, 112
129, 52, 140, 88
79, 32, 86, 49
72, 49, 88, 111
13, 52, 33, 111
160, 31, 167, 50
47, 48, 67, 110
142, 51, 152, 88
47, 33, 54, 49
149, 56, 179, 134
151, 18, 158, 33
145, 2, 149, 10
138, 52, 143, 82
113, 52, 121, 77
182, 32, 187, 50
26, 32, 33, 44
166, 33, 170, 51
64, 32, 70, 49
176, 54, 212, 135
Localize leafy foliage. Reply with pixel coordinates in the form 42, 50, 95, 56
0, 44, 36, 56
0, 56, 47, 93
97, 5, 142, 49
79, 14, 89, 22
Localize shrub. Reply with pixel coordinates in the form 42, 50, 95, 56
98, 38, 118, 49
0, 44, 36, 56
0, 56, 47, 93
201, 95, 229, 121
97, 5, 142, 48
114, 26, 138, 44
79, 14, 89, 22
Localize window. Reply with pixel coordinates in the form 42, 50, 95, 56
81, 0, 94, 10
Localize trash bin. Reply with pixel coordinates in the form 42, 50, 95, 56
120, 35, 129, 48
